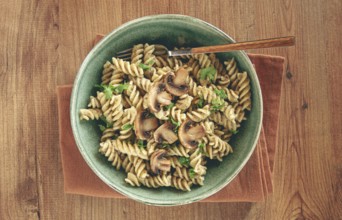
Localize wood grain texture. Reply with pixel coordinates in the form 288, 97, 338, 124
0, 0, 341, 219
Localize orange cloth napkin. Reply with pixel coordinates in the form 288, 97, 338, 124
57, 35, 285, 202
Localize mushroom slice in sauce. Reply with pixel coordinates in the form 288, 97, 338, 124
134, 109, 159, 140
150, 149, 171, 174
148, 81, 172, 113
178, 119, 206, 149
164, 67, 189, 96
153, 122, 178, 144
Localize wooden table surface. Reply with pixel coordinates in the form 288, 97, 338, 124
1, 0, 341, 219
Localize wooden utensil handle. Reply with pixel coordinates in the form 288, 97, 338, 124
191, 36, 295, 54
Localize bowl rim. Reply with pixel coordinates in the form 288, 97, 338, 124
70, 14, 263, 206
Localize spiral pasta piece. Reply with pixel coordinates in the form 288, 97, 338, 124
87, 96, 101, 109
171, 176, 192, 191
112, 57, 144, 78
96, 92, 123, 123
79, 109, 102, 120
125, 172, 141, 186
105, 139, 148, 160
207, 134, 233, 156
151, 66, 172, 82
209, 53, 227, 77
167, 145, 190, 157
237, 71, 251, 111
189, 149, 206, 176
140, 174, 171, 188
109, 69, 125, 86
100, 127, 116, 142
154, 109, 170, 120
224, 58, 239, 90
118, 107, 137, 140
102, 61, 114, 85
146, 139, 158, 156
170, 106, 186, 123
170, 156, 186, 168
128, 155, 148, 179
187, 58, 201, 81
187, 77, 199, 96
131, 44, 144, 64
124, 81, 143, 109
132, 77, 152, 93
197, 86, 224, 104
186, 105, 211, 122
209, 111, 237, 131
99, 141, 123, 170
201, 120, 215, 134
192, 53, 212, 68
222, 104, 236, 121
176, 94, 193, 111
143, 43, 156, 65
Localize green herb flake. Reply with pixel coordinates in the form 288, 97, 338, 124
200, 66, 217, 82
178, 157, 190, 166
100, 116, 113, 128
230, 130, 238, 134
197, 142, 205, 154
137, 140, 146, 148
170, 117, 181, 132
164, 103, 175, 111
95, 84, 115, 99
211, 98, 225, 111
98, 124, 106, 132
197, 97, 204, 108
214, 89, 228, 100
122, 123, 133, 130
113, 83, 129, 94
189, 168, 196, 179
138, 63, 151, 70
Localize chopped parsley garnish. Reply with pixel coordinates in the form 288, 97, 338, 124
113, 83, 129, 94
162, 143, 172, 148
95, 84, 115, 99
138, 63, 151, 70
211, 98, 225, 111
98, 124, 106, 132
170, 117, 181, 132
214, 89, 228, 100
100, 116, 113, 128
230, 130, 238, 134
197, 96, 204, 108
197, 142, 205, 154
178, 157, 190, 166
200, 66, 217, 83
122, 123, 133, 130
164, 103, 175, 111
95, 83, 129, 98
189, 168, 196, 179
137, 140, 146, 148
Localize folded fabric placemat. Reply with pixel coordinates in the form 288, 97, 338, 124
57, 35, 285, 202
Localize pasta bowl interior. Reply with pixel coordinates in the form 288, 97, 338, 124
71, 14, 263, 206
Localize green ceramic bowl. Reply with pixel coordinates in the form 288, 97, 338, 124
71, 14, 263, 206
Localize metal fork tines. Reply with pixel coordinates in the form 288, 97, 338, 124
116, 44, 168, 61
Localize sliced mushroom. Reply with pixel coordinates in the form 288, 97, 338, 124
148, 81, 172, 113
150, 149, 171, 174
178, 119, 206, 149
164, 67, 189, 96
134, 109, 159, 140
153, 122, 178, 144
